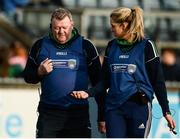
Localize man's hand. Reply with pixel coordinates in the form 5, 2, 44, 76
165, 114, 176, 134
38, 58, 53, 76
98, 121, 106, 134
70, 91, 89, 99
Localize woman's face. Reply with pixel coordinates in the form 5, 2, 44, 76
111, 23, 123, 38
110, 19, 129, 39
110, 20, 124, 38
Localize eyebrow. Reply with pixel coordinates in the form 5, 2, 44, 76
111, 23, 117, 26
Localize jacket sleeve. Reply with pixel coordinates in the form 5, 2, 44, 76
84, 40, 112, 96
83, 39, 112, 122
145, 40, 170, 116
23, 39, 43, 84
82, 39, 102, 93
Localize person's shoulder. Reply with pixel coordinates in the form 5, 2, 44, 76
82, 38, 97, 50
82, 38, 95, 46
105, 39, 115, 52
107, 39, 115, 46
29, 37, 45, 57
144, 38, 159, 59
31, 36, 48, 51
143, 37, 154, 45
82, 38, 99, 58
32, 37, 44, 47
141, 37, 156, 49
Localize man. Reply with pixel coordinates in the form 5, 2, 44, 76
23, 7, 103, 138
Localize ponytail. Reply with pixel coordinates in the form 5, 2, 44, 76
110, 6, 145, 42
129, 6, 144, 42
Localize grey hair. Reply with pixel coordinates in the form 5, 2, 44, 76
51, 7, 73, 22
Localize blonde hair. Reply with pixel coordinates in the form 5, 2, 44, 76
110, 6, 144, 42
51, 7, 73, 22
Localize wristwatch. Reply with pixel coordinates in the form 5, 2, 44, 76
165, 111, 171, 115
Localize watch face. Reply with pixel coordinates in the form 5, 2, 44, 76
166, 112, 171, 115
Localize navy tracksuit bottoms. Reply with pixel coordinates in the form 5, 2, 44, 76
105, 101, 152, 138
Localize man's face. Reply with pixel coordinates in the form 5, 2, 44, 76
51, 16, 74, 44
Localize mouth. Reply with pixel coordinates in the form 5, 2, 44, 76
57, 35, 66, 39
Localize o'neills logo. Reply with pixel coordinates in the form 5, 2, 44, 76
56, 52, 67, 55
119, 55, 129, 59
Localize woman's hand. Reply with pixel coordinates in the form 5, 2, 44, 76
98, 121, 106, 134
165, 114, 176, 134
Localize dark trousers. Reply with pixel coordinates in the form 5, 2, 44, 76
36, 124, 91, 138
36, 104, 91, 138
105, 101, 152, 138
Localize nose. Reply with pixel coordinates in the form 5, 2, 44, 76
57, 28, 64, 34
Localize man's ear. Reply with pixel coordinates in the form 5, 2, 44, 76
71, 21, 74, 29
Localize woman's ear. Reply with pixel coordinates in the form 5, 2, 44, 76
122, 22, 129, 30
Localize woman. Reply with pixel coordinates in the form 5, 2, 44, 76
72, 6, 176, 138
98, 6, 176, 138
